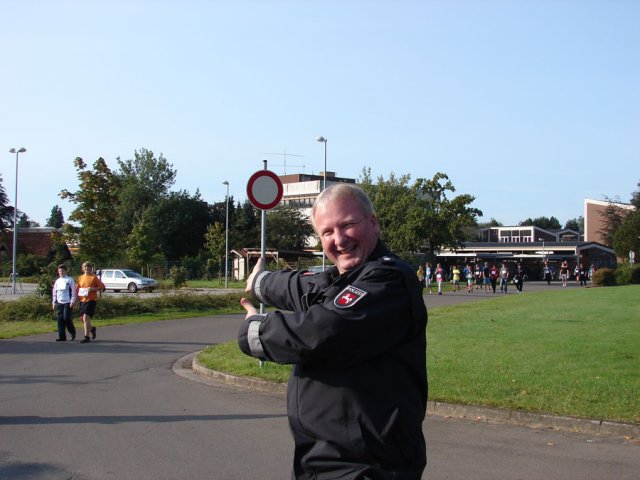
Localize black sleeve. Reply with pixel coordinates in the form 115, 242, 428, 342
250, 264, 425, 368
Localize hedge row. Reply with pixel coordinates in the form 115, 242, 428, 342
0, 292, 245, 323
591, 264, 640, 287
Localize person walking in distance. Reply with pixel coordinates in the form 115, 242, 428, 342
435, 262, 445, 295
489, 263, 499, 293
482, 261, 491, 293
464, 264, 473, 293
579, 262, 588, 287
514, 263, 525, 293
76, 261, 105, 343
238, 184, 427, 480
416, 265, 425, 293
425, 262, 433, 294
543, 261, 552, 285
499, 263, 510, 294
452, 265, 461, 292
52, 264, 77, 342
559, 259, 569, 287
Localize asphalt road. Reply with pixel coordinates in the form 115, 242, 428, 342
1, 284, 638, 479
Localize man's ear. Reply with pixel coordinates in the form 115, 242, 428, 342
370, 214, 381, 235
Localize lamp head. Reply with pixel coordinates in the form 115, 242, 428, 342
9, 148, 26, 153
222, 181, 229, 186
315, 136, 327, 143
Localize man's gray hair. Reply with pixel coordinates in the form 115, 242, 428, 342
311, 183, 376, 229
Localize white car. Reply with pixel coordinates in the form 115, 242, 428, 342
99, 269, 158, 293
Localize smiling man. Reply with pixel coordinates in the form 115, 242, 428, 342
238, 183, 428, 480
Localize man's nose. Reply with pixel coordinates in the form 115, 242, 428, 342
332, 227, 348, 245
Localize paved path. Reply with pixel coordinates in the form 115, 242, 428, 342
1, 284, 638, 479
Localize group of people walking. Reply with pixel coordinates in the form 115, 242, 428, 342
52, 261, 105, 343
417, 261, 528, 295
418, 258, 593, 295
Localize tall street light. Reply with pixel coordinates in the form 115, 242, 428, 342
9, 148, 26, 294
315, 137, 328, 270
315, 136, 327, 191
223, 181, 230, 288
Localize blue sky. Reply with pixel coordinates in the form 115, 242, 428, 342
2, 0, 638, 228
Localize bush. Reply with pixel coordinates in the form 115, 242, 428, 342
169, 266, 188, 289
0, 291, 244, 322
632, 266, 640, 284
615, 266, 632, 285
591, 268, 616, 286
0, 296, 53, 321
615, 264, 640, 285
36, 263, 58, 299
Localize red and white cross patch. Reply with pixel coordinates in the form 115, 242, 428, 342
333, 285, 368, 308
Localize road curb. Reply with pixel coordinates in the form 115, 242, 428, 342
191, 354, 287, 394
184, 352, 638, 439
428, 401, 639, 438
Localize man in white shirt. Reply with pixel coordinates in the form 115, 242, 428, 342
52, 264, 77, 342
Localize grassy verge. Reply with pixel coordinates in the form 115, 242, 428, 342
0, 292, 245, 339
198, 285, 640, 423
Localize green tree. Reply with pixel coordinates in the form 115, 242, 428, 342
126, 212, 162, 267
48, 230, 72, 265
613, 210, 640, 260
17, 213, 39, 228
564, 216, 584, 233
0, 174, 15, 231
477, 218, 503, 228
631, 180, 640, 209
46, 205, 65, 228
519, 216, 562, 230
598, 201, 627, 247
232, 200, 260, 249
60, 157, 122, 265
360, 169, 482, 258
611, 180, 640, 259
266, 205, 315, 251
204, 222, 226, 269
126, 190, 212, 262
115, 148, 177, 236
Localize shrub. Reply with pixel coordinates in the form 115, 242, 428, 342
615, 266, 632, 285
613, 265, 640, 285
632, 265, 640, 284
0, 296, 53, 321
36, 263, 58, 299
169, 266, 188, 289
591, 268, 616, 286
0, 291, 244, 322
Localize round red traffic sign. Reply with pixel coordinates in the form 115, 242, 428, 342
246, 170, 283, 210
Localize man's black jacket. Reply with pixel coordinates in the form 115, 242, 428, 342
239, 242, 428, 480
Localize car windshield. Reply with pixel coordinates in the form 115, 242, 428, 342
122, 270, 143, 278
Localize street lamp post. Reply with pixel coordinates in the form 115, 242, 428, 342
538, 237, 546, 281
315, 136, 328, 270
223, 181, 230, 288
315, 136, 327, 191
9, 148, 26, 294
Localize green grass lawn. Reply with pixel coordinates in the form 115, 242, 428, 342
198, 285, 640, 423
3, 283, 638, 423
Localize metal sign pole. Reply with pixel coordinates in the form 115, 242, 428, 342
245, 160, 284, 368
260, 160, 267, 315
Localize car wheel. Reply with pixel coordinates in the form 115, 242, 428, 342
128, 283, 138, 293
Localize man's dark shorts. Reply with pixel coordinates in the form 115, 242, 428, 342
79, 301, 97, 317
